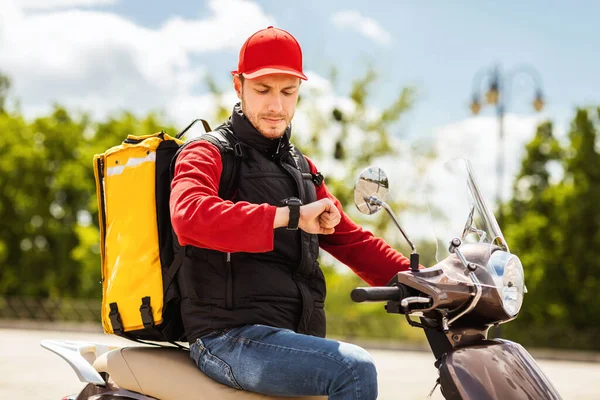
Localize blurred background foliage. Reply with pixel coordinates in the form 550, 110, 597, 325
1, 68, 599, 350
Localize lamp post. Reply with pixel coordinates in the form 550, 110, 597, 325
469, 64, 545, 227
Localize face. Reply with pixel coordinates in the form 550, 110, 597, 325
234, 73, 300, 139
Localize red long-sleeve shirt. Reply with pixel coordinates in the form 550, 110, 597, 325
170, 140, 411, 286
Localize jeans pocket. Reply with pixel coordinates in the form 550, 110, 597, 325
198, 347, 243, 390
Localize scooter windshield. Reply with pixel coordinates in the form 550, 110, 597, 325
425, 158, 509, 263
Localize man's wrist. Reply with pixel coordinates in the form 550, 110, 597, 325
274, 206, 290, 229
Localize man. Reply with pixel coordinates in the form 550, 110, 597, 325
170, 26, 412, 400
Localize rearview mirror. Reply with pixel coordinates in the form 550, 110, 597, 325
353, 166, 420, 270
354, 167, 390, 215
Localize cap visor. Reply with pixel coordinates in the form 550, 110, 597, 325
242, 67, 307, 80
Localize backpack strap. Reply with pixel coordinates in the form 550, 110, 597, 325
175, 118, 212, 140
199, 126, 245, 201
170, 124, 245, 200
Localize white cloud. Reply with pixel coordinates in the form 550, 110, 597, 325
16, 0, 118, 11
331, 10, 392, 46
0, 0, 275, 125
430, 114, 548, 205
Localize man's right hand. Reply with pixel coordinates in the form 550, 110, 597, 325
274, 198, 341, 234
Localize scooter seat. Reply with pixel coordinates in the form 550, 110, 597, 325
93, 346, 327, 400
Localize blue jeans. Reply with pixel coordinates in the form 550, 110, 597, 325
189, 324, 378, 399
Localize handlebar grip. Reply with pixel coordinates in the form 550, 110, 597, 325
350, 285, 406, 303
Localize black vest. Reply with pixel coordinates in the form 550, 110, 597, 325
178, 104, 326, 343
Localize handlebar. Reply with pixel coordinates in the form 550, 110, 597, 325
350, 284, 408, 303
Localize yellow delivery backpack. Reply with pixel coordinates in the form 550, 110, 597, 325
93, 129, 186, 343
93, 119, 244, 344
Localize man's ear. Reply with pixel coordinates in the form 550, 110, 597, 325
233, 75, 242, 99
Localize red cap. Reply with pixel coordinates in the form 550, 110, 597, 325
232, 26, 307, 81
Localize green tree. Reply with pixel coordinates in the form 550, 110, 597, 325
0, 104, 175, 298
296, 67, 414, 210
503, 109, 600, 350
0, 107, 91, 297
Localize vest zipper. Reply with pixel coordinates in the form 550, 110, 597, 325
226, 252, 233, 309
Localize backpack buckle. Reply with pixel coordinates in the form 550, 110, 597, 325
140, 297, 155, 329
109, 302, 124, 335
312, 172, 324, 187
234, 142, 244, 158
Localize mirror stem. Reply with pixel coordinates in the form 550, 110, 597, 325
379, 201, 417, 253
366, 196, 420, 272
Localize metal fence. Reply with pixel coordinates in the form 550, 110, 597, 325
0, 296, 411, 340
0, 296, 101, 323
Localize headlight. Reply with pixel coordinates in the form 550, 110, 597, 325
486, 251, 525, 317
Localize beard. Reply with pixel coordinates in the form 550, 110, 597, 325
241, 93, 292, 139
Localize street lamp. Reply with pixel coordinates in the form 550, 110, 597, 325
469, 64, 545, 227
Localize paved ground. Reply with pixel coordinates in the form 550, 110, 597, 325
1, 328, 598, 399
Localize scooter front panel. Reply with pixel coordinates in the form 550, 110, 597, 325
438, 339, 562, 400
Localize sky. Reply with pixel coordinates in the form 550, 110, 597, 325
2, 0, 599, 242
3, 1, 600, 131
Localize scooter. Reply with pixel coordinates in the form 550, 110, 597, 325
351, 158, 561, 399
41, 158, 561, 399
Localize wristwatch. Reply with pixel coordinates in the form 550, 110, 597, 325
281, 197, 303, 230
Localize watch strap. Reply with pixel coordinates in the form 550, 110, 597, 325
282, 197, 302, 230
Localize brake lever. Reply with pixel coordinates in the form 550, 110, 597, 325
401, 296, 433, 328
401, 296, 431, 308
